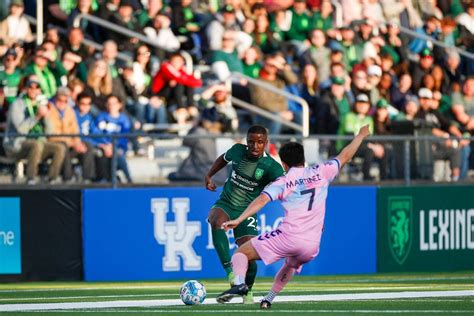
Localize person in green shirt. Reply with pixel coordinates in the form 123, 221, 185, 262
0, 49, 22, 108
310, 0, 334, 32
286, 0, 311, 42
205, 125, 285, 304
242, 46, 262, 79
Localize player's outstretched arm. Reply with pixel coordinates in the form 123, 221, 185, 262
336, 124, 371, 169
205, 154, 228, 191
221, 193, 271, 230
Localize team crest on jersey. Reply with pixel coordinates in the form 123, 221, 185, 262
254, 168, 264, 180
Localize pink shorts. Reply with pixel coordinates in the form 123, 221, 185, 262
251, 228, 320, 273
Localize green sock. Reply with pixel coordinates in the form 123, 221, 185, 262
245, 260, 257, 290
212, 228, 232, 275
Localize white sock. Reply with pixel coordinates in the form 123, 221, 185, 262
264, 290, 277, 303
234, 274, 245, 285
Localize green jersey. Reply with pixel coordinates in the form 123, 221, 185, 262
219, 144, 284, 212
0, 69, 22, 105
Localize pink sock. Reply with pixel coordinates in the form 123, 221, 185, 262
271, 263, 296, 293
231, 252, 248, 285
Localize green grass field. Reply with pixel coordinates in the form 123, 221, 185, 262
1, 272, 473, 315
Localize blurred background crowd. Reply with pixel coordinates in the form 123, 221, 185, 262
0, 0, 473, 184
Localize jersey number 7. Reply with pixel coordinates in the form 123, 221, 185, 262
301, 188, 315, 211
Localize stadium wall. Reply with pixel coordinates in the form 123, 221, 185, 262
0, 190, 83, 282
377, 185, 474, 273
82, 187, 377, 281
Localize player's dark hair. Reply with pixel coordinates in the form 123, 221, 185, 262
279, 142, 305, 167
247, 125, 267, 136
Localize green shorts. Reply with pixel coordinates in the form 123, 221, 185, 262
212, 200, 258, 241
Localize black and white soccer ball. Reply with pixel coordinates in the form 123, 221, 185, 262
180, 280, 206, 305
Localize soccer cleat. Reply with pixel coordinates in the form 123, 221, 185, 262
243, 290, 254, 304
216, 284, 249, 304
227, 271, 235, 286
260, 299, 272, 309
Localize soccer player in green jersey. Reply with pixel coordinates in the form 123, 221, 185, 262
205, 125, 284, 304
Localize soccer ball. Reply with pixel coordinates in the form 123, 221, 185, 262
180, 280, 206, 305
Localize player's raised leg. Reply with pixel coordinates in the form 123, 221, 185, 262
208, 207, 234, 284
260, 259, 299, 309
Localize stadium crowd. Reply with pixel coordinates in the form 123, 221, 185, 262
0, 0, 473, 184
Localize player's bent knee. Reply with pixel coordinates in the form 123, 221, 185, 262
208, 208, 229, 229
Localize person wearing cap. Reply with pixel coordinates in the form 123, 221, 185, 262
46, 87, 96, 183
0, 49, 23, 110
337, 93, 376, 180
0, 0, 33, 46
373, 98, 394, 179
4, 76, 66, 184
414, 88, 461, 181
206, 4, 241, 51
411, 47, 435, 90
366, 64, 382, 105
317, 75, 351, 136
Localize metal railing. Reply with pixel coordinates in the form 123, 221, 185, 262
231, 72, 310, 137
1, 133, 473, 188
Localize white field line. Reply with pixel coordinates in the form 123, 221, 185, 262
0, 290, 473, 312
16, 310, 474, 314
1, 275, 473, 293
0, 286, 458, 302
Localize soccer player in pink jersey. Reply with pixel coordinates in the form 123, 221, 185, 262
216, 124, 371, 308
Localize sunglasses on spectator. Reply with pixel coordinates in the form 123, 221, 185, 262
138, 51, 151, 56
79, 101, 91, 106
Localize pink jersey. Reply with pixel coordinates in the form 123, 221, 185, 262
262, 159, 340, 242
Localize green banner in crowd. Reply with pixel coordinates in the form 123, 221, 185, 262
378, 186, 474, 272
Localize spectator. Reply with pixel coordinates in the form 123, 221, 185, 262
46, 87, 95, 182
444, 49, 463, 90
101, 40, 123, 79
300, 29, 331, 82
450, 77, 474, 133
85, 59, 126, 112
0, 48, 23, 116
143, 14, 180, 54
67, 0, 101, 41
63, 27, 92, 60
95, 94, 132, 182
253, 14, 279, 54
317, 76, 351, 136
391, 72, 415, 111
211, 30, 244, 82
4, 78, 66, 184
285, 0, 311, 53
151, 52, 202, 124
408, 15, 441, 55
338, 26, 363, 72
298, 64, 320, 133
411, 48, 436, 90
242, 45, 262, 79
136, 0, 167, 27
415, 88, 461, 181
0, 0, 33, 46
337, 94, 376, 180
23, 48, 67, 99
373, 98, 394, 179
206, 5, 242, 51
351, 69, 370, 100
310, 0, 333, 32
171, 0, 201, 58
108, 0, 143, 52
249, 53, 298, 134
168, 106, 228, 183
200, 84, 239, 133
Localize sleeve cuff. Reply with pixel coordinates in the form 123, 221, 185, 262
333, 158, 341, 170
262, 191, 273, 201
